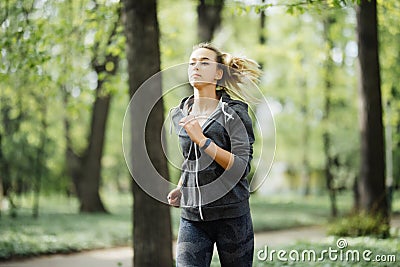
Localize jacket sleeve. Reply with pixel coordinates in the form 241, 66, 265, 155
226, 103, 255, 179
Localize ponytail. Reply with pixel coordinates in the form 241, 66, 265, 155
193, 43, 263, 103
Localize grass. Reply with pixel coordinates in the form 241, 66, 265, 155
0, 190, 398, 261
0, 193, 132, 260
249, 192, 353, 232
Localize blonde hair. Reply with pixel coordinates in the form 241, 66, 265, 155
193, 42, 262, 103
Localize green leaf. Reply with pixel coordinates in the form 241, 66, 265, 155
105, 61, 115, 72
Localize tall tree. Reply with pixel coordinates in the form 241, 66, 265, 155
123, 0, 173, 266
378, 0, 400, 211
322, 14, 338, 217
300, 78, 311, 196
356, 0, 388, 220
197, 0, 224, 42
63, 0, 121, 213
294, 19, 311, 197
32, 93, 48, 218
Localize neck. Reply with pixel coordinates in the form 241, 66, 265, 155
193, 84, 218, 100
192, 84, 219, 114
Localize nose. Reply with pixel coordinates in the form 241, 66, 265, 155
191, 61, 200, 70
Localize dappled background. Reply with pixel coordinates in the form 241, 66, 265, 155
1, 0, 399, 266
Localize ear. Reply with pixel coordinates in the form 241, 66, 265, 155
215, 68, 223, 80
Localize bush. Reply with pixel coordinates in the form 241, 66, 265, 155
327, 213, 390, 238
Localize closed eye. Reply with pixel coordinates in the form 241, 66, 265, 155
189, 61, 211, 66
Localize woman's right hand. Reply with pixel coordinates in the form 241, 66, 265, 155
167, 187, 182, 207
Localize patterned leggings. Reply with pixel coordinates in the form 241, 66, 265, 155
176, 212, 254, 267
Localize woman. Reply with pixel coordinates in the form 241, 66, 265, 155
168, 43, 262, 267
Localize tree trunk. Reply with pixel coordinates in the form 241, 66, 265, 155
123, 0, 173, 266
259, 0, 267, 45
384, 99, 394, 212
356, 0, 388, 219
352, 175, 360, 212
64, 90, 109, 212
63, 86, 82, 198
33, 98, 47, 218
300, 81, 311, 197
0, 134, 3, 218
77, 89, 111, 213
258, 0, 267, 70
322, 15, 337, 217
197, 0, 224, 42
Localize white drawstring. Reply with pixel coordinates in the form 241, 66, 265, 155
194, 143, 204, 220
169, 108, 173, 135
168, 104, 183, 135
221, 101, 234, 122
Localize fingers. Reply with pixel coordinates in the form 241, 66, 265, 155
179, 115, 205, 145
179, 115, 197, 127
168, 188, 180, 198
168, 196, 180, 206
168, 196, 180, 207
167, 189, 181, 206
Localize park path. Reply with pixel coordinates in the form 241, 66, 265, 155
1, 217, 399, 267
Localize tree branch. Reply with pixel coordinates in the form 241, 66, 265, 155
0, 0, 9, 26
237, 0, 350, 13
91, 3, 122, 73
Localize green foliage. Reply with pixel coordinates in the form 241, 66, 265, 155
229, 0, 354, 16
327, 213, 390, 238
159, 0, 197, 65
0, 193, 132, 260
0, 0, 126, 202
222, 2, 360, 191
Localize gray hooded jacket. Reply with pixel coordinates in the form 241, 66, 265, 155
170, 90, 254, 221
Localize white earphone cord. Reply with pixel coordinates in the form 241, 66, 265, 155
194, 143, 204, 220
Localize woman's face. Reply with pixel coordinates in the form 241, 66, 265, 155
188, 48, 222, 89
